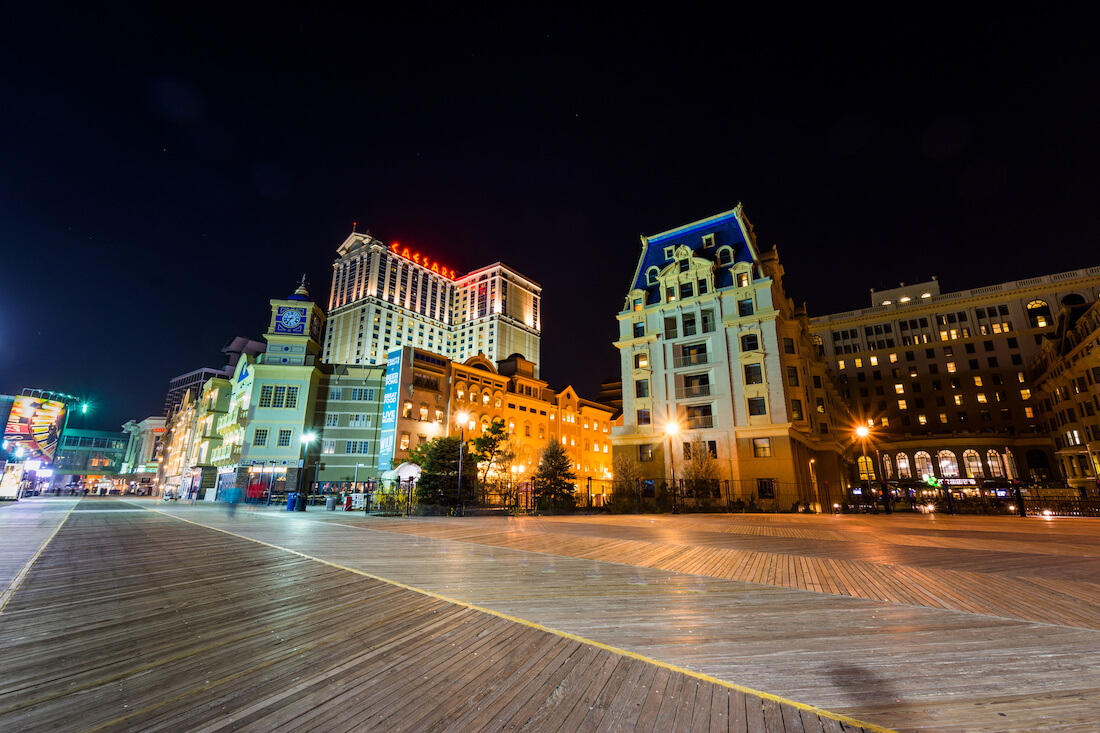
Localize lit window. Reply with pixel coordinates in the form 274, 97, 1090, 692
918, 415, 927, 425
1020, 389, 1031, 399
946, 362, 956, 373
753, 438, 772, 457
838, 360, 846, 370
894, 384, 905, 395
1024, 406, 1035, 418
977, 393, 987, 403
900, 296, 911, 303
889, 353, 898, 363
939, 413, 948, 423
869, 356, 878, 366
854, 357, 863, 368
973, 376, 983, 386
898, 399, 908, 410
954, 395, 963, 405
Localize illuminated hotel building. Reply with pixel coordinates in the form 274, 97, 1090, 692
809, 266, 1100, 486
613, 205, 849, 510
323, 231, 541, 373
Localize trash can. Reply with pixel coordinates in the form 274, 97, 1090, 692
286, 493, 297, 511
326, 496, 337, 511
295, 493, 307, 511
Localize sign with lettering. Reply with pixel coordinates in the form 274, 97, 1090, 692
389, 242, 458, 280
377, 348, 404, 472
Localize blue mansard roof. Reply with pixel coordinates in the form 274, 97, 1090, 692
628, 205, 759, 305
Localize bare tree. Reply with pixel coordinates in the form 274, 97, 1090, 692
683, 438, 720, 500
610, 454, 644, 513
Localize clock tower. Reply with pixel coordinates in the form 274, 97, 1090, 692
266, 276, 325, 365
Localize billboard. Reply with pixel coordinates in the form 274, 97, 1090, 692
376, 348, 405, 472
4, 396, 67, 462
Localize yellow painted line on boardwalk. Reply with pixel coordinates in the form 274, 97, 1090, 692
151, 506, 897, 733
0, 502, 76, 615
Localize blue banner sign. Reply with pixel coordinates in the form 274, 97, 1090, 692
376, 349, 404, 471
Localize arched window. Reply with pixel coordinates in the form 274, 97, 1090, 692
896, 453, 912, 479
858, 455, 876, 480
937, 450, 959, 478
914, 451, 934, 479
716, 246, 734, 266
1027, 299, 1052, 328
882, 453, 893, 479
741, 333, 760, 351
646, 267, 659, 286
963, 449, 983, 478
987, 450, 1005, 478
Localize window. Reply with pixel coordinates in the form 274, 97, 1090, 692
258, 385, 273, 408
679, 282, 694, 300
748, 397, 767, 415
736, 271, 748, 286
757, 478, 776, 499
345, 440, 368, 454
896, 453, 912, 479
285, 387, 299, 409
738, 299, 754, 317
253, 428, 268, 447
325, 413, 338, 427
683, 313, 697, 336
277, 429, 292, 447
399, 433, 410, 451
350, 388, 374, 401
787, 366, 799, 386
791, 398, 804, 420
633, 322, 645, 338
634, 352, 649, 369
639, 444, 654, 462
1027, 300, 1051, 328
329, 387, 341, 400
753, 438, 772, 457
744, 364, 763, 384
635, 379, 650, 398
741, 333, 759, 351
637, 409, 651, 425
784, 338, 795, 354
664, 316, 678, 339
666, 286, 676, 302
322, 439, 335, 454
963, 450, 983, 478
938, 450, 960, 478
701, 309, 715, 333
987, 450, 1005, 478
914, 451, 934, 478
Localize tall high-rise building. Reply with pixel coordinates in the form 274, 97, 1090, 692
323, 231, 541, 373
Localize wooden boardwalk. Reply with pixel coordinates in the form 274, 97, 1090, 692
0, 499, 872, 733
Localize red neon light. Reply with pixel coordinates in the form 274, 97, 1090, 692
390, 242, 457, 280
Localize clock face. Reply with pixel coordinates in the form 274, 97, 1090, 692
280, 309, 302, 329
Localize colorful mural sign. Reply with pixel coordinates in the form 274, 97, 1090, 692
376, 349, 405, 472
4, 396, 67, 462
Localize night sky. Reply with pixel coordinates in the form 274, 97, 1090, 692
2, 5, 1097, 432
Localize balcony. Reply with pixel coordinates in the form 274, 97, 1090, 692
684, 416, 715, 429
673, 352, 710, 368
676, 384, 712, 399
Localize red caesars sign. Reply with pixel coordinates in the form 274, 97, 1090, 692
389, 242, 458, 280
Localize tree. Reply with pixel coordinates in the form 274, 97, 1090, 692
470, 418, 508, 484
533, 438, 576, 513
683, 438, 721, 503
414, 436, 476, 510
609, 454, 644, 513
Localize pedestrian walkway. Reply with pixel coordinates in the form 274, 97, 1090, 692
0, 498, 876, 733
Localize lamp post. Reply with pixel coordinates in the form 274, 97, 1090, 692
455, 411, 469, 517
665, 421, 680, 512
296, 431, 315, 510
855, 425, 888, 513
265, 459, 277, 506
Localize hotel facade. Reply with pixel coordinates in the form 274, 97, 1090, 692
323, 231, 542, 373
612, 205, 850, 510
809, 266, 1100, 490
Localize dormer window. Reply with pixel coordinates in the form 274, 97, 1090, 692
716, 246, 734, 266
702, 233, 715, 248
646, 267, 659, 286
663, 246, 675, 259
679, 259, 689, 272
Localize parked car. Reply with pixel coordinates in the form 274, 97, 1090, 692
163, 491, 179, 501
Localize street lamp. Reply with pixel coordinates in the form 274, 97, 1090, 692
296, 431, 316, 510
665, 421, 680, 512
455, 411, 469, 516
855, 424, 888, 513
